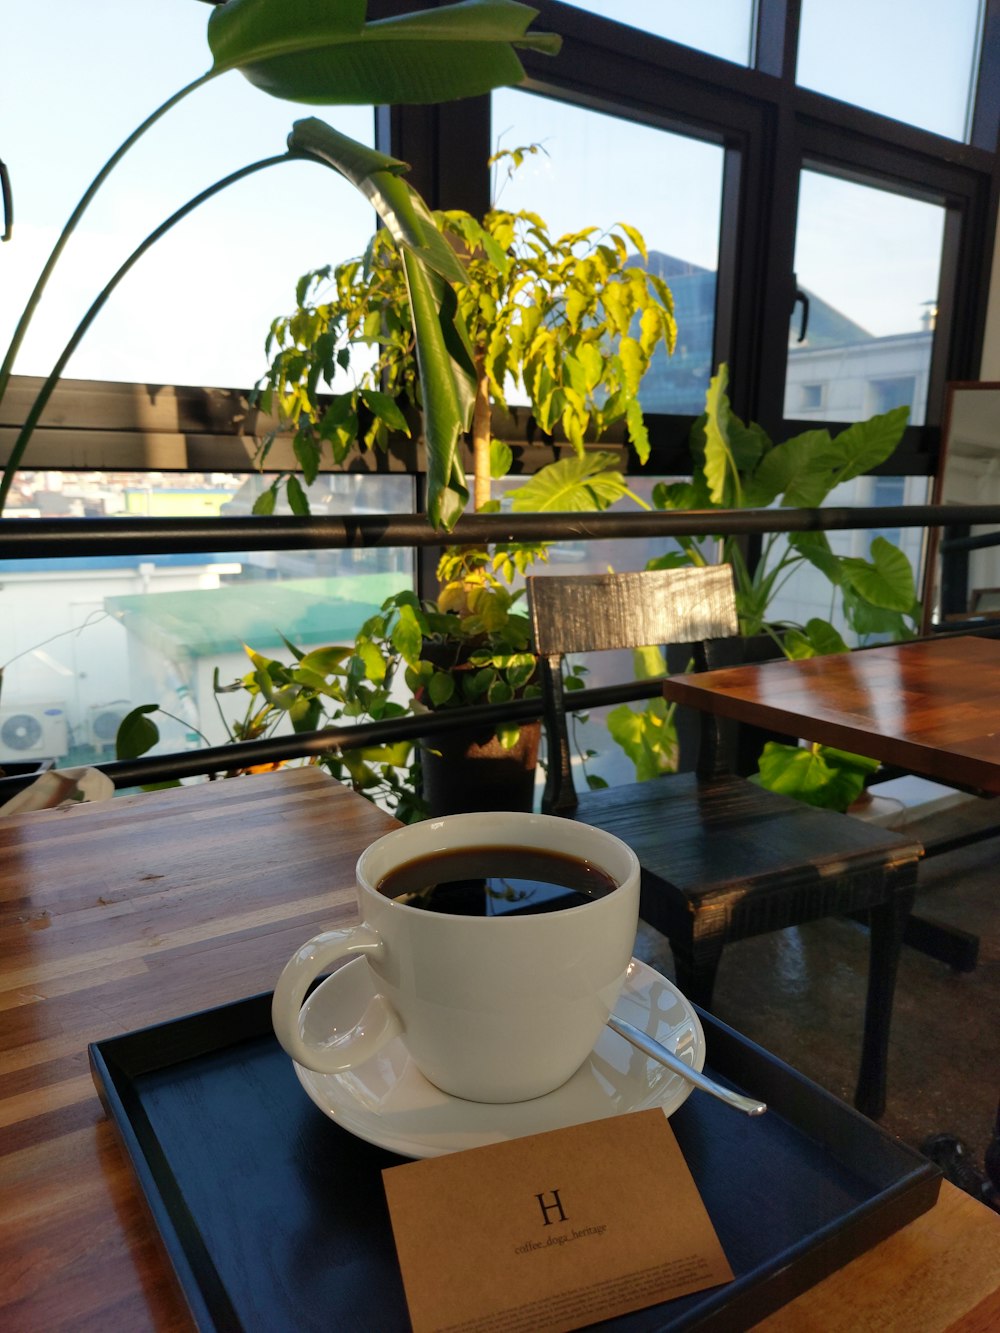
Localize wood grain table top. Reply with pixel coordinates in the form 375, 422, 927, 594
1, 766, 998, 1331
663, 635, 1000, 794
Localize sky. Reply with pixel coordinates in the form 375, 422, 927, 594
0, 0, 980, 391
2, 1, 373, 389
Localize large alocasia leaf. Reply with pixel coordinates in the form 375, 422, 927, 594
829, 405, 909, 485
840, 535, 917, 612
752, 429, 842, 507
208, 0, 560, 104
701, 364, 736, 506
508, 451, 634, 511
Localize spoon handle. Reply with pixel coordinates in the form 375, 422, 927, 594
608, 1014, 767, 1117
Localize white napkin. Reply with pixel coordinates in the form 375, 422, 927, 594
0, 766, 115, 818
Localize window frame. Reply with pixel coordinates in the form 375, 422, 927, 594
369, 0, 1000, 481
6, 0, 1000, 488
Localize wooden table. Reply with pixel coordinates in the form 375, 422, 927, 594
2, 768, 1000, 1332
662, 635, 1000, 795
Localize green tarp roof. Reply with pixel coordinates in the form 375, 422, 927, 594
106, 574, 407, 657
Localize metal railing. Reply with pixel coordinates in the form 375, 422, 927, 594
2, 501, 1000, 798
3, 502, 1000, 557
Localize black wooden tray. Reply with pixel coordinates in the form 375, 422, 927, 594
89, 993, 940, 1333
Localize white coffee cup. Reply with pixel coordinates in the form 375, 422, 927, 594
271, 811, 640, 1103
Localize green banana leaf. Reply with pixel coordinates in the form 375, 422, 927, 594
208, 0, 561, 104
288, 118, 476, 530
288, 120, 467, 284
508, 451, 633, 511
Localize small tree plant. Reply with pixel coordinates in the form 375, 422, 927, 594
254, 144, 676, 519
119, 159, 678, 815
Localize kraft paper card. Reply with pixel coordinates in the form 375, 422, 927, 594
382, 1107, 732, 1333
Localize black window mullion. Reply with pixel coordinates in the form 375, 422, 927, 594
754, 0, 801, 81
740, 100, 802, 434
967, 0, 1000, 152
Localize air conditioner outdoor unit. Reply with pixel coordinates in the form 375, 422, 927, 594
0, 704, 69, 763
88, 703, 132, 752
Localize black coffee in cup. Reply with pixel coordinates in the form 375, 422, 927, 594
376, 844, 617, 916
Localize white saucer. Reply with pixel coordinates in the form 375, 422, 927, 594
292, 956, 705, 1158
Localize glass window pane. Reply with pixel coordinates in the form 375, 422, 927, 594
0, 472, 414, 767
785, 170, 945, 426
567, 1, 755, 66
491, 90, 725, 414
3, 1, 374, 391
797, 0, 983, 141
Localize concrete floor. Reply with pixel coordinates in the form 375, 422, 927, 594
633, 802, 1000, 1178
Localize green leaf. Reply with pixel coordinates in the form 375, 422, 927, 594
645, 549, 695, 571
841, 591, 914, 638
289, 696, 323, 733
428, 671, 456, 706
781, 619, 850, 659
391, 601, 425, 664
632, 644, 666, 679
286, 474, 310, 514
788, 530, 841, 582
616, 222, 647, 261
400, 246, 473, 530
299, 645, 352, 676
625, 397, 650, 465
490, 438, 513, 479
752, 430, 840, 507
497, 723, 521, 750
287, 119, 467, 285
278, 632, 307, 662
652, 480, 705, 513
252, 485, 277, 516
728, 416, 770, 475
830, 405, 909, 484
115, 704, 160, 760
208, 0, 560, 106
606, 701, 679, 781
840, 536, 916, 612
801, 618, 850, 656
754, 741, 877, 812
508, 451, 629, 512
487, 676, 513, 703
577, 341, 603, 391
355, 639, 387, 685
361, 387, 411, 434
618, 336, 643, 397
466, 667, 495, 699
702, 364, 736, 506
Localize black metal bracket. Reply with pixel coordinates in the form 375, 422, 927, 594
0, 158, 12, 242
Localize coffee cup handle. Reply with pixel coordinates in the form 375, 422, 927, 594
271, 924, 404, 1075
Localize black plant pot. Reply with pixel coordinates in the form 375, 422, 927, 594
419, 719, 541, 817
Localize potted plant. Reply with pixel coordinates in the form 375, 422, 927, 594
118, 156, 677, 816
244, 148, 675, 813
608, 363, 921, 810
